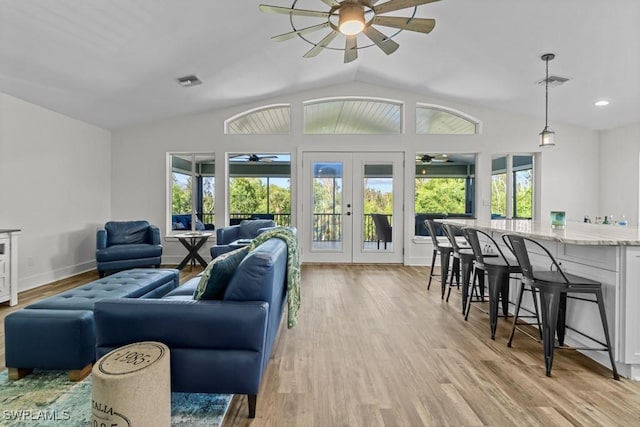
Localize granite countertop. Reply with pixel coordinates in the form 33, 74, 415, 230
439, 219, 640, 246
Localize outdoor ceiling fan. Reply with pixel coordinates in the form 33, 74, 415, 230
418, 154, 449, 164
229, 154, 279, 162
259, 0, 441, 63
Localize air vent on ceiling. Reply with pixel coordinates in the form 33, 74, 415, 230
176, 75, 202, 88
536, 75, 569, 87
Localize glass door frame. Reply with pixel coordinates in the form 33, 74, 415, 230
301, 151, 404, 264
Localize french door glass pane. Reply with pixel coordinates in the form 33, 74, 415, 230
363, 164, 393, 251
312, 162, 343, 251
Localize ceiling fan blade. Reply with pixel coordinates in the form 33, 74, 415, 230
372, 16, 435, 33
303, 30, 339, 58
344, 35, 358, 63
362, 26, 399, 55
272, 22, 330, 42
373, 0, 441, 15
259, 5, 330, 19
319, 0, 341, 6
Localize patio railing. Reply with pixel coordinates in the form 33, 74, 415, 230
200, 212, 389, 242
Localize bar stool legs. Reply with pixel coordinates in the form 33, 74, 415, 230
427, 248, 437, 290
507, 280, 542, 347
533, 284, 619, 380
439, 248, 451, 299
487, 268, 510, 340
595, 288, 620, 380
537, 287, 561, 376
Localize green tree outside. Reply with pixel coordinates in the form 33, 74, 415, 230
415, 178, 466, 214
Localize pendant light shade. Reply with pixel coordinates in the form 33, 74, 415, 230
539, 53, 556, 147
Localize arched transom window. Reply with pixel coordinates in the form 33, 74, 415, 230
304, 97, 402, 134
224, 104, 291, 134
416, 104, 479, 134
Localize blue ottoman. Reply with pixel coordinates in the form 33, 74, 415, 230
4, 268, 179, 381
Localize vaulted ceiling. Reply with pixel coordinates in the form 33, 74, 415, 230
0, 0, 638, 131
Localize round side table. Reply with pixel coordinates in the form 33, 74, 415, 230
92, 341, 170, 426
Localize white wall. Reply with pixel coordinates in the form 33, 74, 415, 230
599, 123, 640, 225
0, 92, 111, 291
112, 82, 601, 266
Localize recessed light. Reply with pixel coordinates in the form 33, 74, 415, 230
594, 100, 610, 107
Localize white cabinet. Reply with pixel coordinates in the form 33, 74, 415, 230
0, 230, 19, 306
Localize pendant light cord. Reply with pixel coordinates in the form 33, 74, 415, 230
544, 56, 549, 129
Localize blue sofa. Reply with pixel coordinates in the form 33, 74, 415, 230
210, 219, 276, 258
96, 220, 163, 277
94, 237, 288, 418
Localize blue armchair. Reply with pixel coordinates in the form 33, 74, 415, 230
210, 219, 276, 259
96, 220, 163, 277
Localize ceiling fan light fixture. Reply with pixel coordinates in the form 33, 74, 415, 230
338, 4, 365, 35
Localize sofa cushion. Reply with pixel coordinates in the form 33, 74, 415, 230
224, 238, 287, 302
239, 219, 276, 239
106, 220, 150, 245
96, 243, 162, 262
194, 247, 250, 300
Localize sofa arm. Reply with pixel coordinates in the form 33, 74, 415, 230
96, 228, 107, 250
94, 299, 268, 352
149, 225, 162, 245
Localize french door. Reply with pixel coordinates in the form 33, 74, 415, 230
301, 152, 404, 263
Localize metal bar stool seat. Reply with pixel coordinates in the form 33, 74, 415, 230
505, 234, 619, 380
463, 227, 521, 339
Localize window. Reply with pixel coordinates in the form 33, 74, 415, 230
414, 153, 475, 235
416, 104, 479, 134
224, 104, 291, 134
168, 153, 215, 232
491, 171, 507, 218
228, 154, 291, 226
513, 156, 533, 219
491, 155, 534, 219
304, 97, 402, 134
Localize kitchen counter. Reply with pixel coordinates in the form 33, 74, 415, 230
440, 218, 640, 246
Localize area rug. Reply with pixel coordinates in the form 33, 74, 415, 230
0, 370, 231, 426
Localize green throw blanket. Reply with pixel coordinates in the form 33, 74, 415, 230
249, 227, 300, 328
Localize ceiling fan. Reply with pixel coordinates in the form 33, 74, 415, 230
229, 154, 279, 162
259, 0, 441, 63
418, 154, 449, 164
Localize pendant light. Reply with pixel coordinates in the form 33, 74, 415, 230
539, 53, 556, 147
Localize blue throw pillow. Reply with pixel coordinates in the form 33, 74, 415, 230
194, 246, 250, 300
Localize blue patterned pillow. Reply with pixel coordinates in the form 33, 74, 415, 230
194, 246, 250, 300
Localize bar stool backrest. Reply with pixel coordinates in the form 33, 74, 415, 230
462, 227, 510, 267
443, 223, 465, 254
424, 219, 444, 248
504, 234, 568, 284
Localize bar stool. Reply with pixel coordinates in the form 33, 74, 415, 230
500, 234, 542, 346
442, 223, 475, 312
505, 234, 619, 380
425, 219, 453, 298
463, 227, 521, 339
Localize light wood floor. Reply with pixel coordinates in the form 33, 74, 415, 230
2, 265, 640, 426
